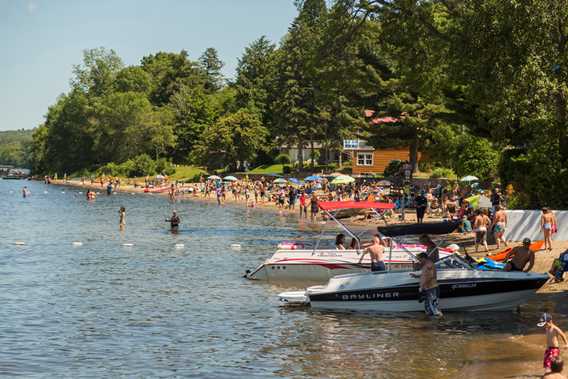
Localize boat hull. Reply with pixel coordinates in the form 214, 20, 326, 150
310, 289, 539, 312
246, 248, 441, 284
302, 270, 548, 312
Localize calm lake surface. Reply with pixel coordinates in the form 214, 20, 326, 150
0, 179, 563, 378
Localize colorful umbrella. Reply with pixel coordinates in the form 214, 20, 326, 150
460, 175, 479, 182
304, 175, 322, 182
273, 178, 288, 184
331, 175, 355, 185
207, 175, 221, 180
223, 176, 238, 182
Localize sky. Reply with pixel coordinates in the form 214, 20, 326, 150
0, 0, 298, 131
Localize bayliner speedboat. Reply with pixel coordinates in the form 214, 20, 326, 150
278, 255, 549, 312
245, 200, 456, 284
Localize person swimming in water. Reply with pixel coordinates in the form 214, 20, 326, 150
166, 211, 181, 232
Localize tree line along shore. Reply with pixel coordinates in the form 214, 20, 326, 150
3, 0, 568, 209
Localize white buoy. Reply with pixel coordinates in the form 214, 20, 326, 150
15, 241, 25, 246
175, 243, 185, 249
44, 191, 48, 194
122, 243, 134, 247
61, 191, 65, 194
230, 243, 242, 250
72, 241, 83, 246
78, 192, 83, 195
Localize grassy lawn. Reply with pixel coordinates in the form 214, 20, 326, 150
248, 164, 288, 174
170, 165, 207, 181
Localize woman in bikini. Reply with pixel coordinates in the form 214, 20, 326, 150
542, 208, 558, 251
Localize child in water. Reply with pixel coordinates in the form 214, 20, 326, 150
539, 313, 568, 373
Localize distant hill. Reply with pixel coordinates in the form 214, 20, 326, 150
0, 129, 34, 168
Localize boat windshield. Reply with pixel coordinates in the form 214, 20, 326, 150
435, 255, 473, 270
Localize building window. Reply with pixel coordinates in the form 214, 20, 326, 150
357, 153, 373, 166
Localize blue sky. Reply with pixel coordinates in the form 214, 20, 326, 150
0, 0, 298, 131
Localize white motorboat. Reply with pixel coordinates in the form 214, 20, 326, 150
245, 245, 455, 283
278, 255, 549, 312
245, 200, 456, 284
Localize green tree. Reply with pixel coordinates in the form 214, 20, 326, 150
271, 0, 328, 169
454, 136, 499, 181
114, 66, 152, 94
234, 36, 276, 114
91, 91, 153, 164
43, 90, 94, 173
71, 47, 124, 96
192, 108, 268, 170
141, 50, 205, 106
199, 47, 225, 92
168, 86, 216, 162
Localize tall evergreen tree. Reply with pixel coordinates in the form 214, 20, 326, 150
199, 47, 225, 92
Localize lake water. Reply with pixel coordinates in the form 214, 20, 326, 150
0, 179, 563, 378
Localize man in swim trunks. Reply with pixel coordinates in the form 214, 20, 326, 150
539, 313, 568, 374
492, 205, 508, 249
358, 234, 386, 271
310, 194, 319, 222
504, 238, 535, 272
473, 209, 490, 253
410, 252, 443, 317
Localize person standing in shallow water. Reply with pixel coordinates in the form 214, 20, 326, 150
538, 313, 568, 374
119, 206, 126, 231
411, 252, 443, 317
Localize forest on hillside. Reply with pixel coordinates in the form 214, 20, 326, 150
30, 0, 568, 207
0, 129, 33, 167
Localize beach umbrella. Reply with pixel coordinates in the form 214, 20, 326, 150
223, 176, 238, 182
331, 175, 355, 185
460, 175, 479, 182
377, 180, 392, 186
304, 175, 322, 182
288, 178, 303, 185
273, 178, 287, 184
465, 195, 480, 208
207, 175, 221, 180
328, 172, 344, 177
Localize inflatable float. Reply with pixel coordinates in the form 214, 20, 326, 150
486, 240, 544, 262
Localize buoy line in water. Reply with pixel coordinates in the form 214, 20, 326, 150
9, 240, 248, 250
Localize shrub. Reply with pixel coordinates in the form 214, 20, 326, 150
275, 153, 291, 164
98, 162, 126, 177
156, 158, 176, 176
130, 154, 156, 177
384, 160, 403, 178
455, 136, 499, 180
430, 167, 455, 179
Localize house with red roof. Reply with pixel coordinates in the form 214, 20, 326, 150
345, 110, 422, 176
